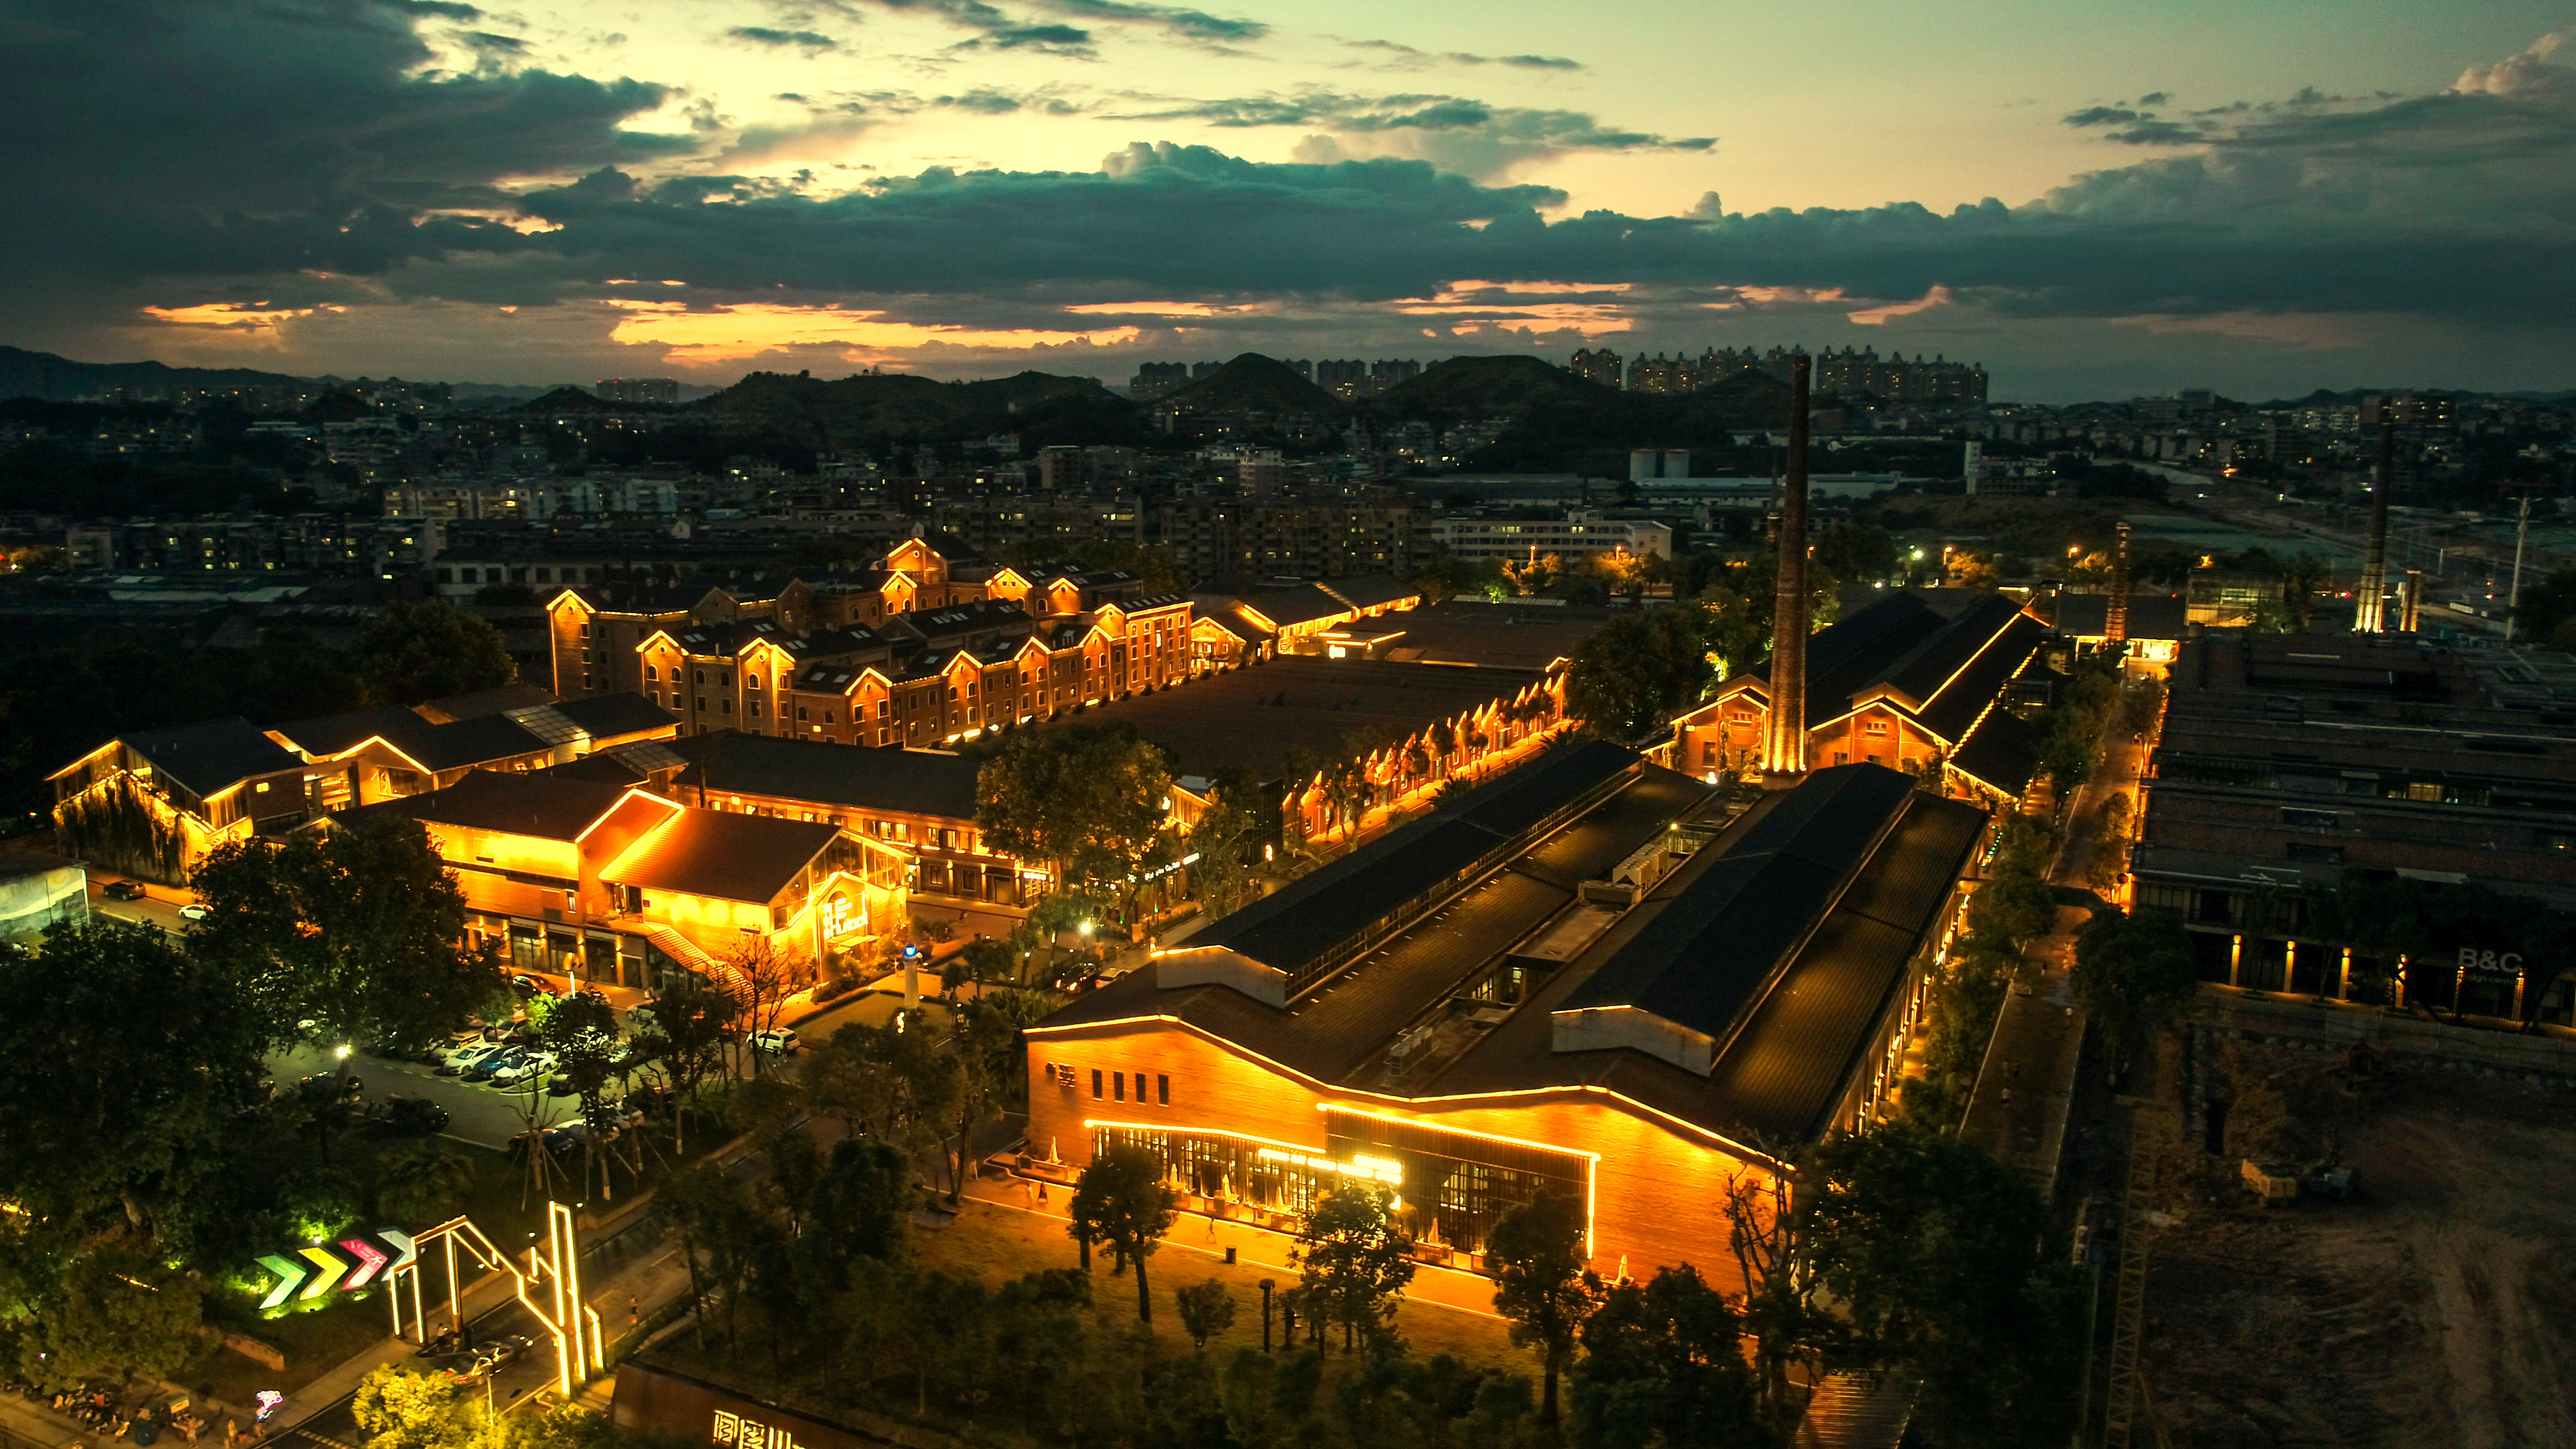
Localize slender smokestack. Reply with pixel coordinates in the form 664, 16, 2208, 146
2107, 521, 2131, 647
2402, 568, 2424, 633
2353, 415, 2396, 632
1764, 354, 1813, 775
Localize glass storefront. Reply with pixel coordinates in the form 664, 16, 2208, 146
1090, 1112, 1591, 1255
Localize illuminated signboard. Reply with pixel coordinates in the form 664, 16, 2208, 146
254, 1229, 416, 1310
712, 1412, 804, 1449
819, 890, 867, 944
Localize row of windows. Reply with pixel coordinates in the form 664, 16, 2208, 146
1091, 1068, 1170, 1106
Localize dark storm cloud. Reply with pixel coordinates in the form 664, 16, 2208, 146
1334, 39, 1585, 71
1108, 89, 1710, 151
729, 26, 838, 49
7, 1, 2575, 347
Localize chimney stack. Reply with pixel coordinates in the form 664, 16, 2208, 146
2402, 568, 2424, 633
2106, 521, 2131, 647
1763, 355, 1813, 777
2353, 417, 2396, 632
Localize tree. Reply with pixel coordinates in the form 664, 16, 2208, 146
352, 599, 516, 705
975, 723, 1177, 928
0, 1236, 207, 1393
191, 812, 496, 1051
1566, 608, 1712, 738
2511, 566, 2576, 645
1483, 1191, 1593, 1423
1801, 1122, 2083, 1448
1175, 1277, 1238, 1350
537, 991, 628, 1197
1566, 1264, 1764, 1449
1067, 1146, 1176, 1325
0, 920, 266, 1241
2073, 907, 2197, 1075
1184, 777, 1260, 920
1721, 1165, 1816, 1428
1813, 520, 1898, 586
350, 1366, 476, 1449
374, 1140, 479, 1226
1295, 1185, 1415, 1352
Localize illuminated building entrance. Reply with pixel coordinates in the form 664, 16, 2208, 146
1090, 1110, 1593, 1256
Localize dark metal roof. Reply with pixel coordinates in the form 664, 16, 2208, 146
1878, 592, 2027, 706
1725, 762, 1917, 863
680, 735, 981, 820
1560, 848, 1844, 1038
1237, 584, 1348, 629
117, 718, 304, 798
1442, 738, 1640, 840
1195, 813, 1511, 975
270, 704, 429, 757
551, 692, 680, 741
603, 810, 843, 904
2051, 592, 2188, 640
400, 714, 549, 772
1915, 614, 2049, 743
366, 769, 633, 841
1949, 706, 2041, 797
1318, 575, 1417, 611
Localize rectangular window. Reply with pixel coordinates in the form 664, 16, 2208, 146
1157, 1074, 1170, 1105
1134, 1071, 1148, 1103
1112, 1072, 1125, 1102
1091, 1069, 1103, 1099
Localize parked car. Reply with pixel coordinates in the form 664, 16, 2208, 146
622, 1085, 673, 1118
461, 1048, 526, 1084
441, 1335, 532, 1384
297, 1072, 364, 1102
101, 880, 146, 901
749, 1028, 801, 1056
508, 973, 551, 998
538, 1123, 593, 1158
437, 1042, 504, 1076
488, 1051, 557, 1087
177, 902, 209, 921
380, 1093, 450, 1136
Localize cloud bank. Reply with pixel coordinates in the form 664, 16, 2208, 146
3, 0, 2572, 396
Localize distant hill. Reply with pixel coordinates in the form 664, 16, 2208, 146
1375, 354, 1609, 415
1163, 354, 1346, 416
0, 345, 305, 402
519, 386, 619, 413
698, 368, 1148, 448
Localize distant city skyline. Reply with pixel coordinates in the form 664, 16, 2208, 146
4, 1, 2572, 401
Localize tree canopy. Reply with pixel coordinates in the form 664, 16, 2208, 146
1565, 608, 1713, 739
975, 722, 1178, 919
352, 599, 516, 704
189, 811, 498, 1050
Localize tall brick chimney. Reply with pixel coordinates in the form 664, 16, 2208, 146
2106, 521, 2131, 647
2353, 417, 2396, 633
1763, 355, 1813, 776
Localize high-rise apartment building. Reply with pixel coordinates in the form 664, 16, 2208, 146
594, 378, 680, 405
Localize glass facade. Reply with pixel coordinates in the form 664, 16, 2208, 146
1090, 1112, 1591, 1255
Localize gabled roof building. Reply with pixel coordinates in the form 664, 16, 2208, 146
1025, 759, 1988, 1283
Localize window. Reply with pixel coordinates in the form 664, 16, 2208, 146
720, 700, 733, 714
644, 666, 657, 682
695, 696, 706, 711
824, 710, 837, 724
796, 706, 808, 720
1112, 1072, 1125, 1102
694, 669, 705, 685
719, 671, 733, 688
1134, 1072, 1148, 1103
1091, 1069, 1103, 1099
1157, 1074, 1169, 1105
749, 700, 763, 717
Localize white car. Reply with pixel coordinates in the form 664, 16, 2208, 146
488, 1051, 559, 1087
749, 1028, 801, 1056
438, 1042, 504, 1075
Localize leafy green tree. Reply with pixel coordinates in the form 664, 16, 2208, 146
373, 1140, 480, 1226
190, 812, 496, 1051
975, 722, 1177, 927
2072, 906, 2198, 1071
0, 920, 266, 1240
2511, 566, 2576, 645
353, 600, 517, 705
1968, 865, 2060, 952
350, 1365, 476, 1449
1176, 1277, 1238, 1350
0, 1236, 207, 1393
1295, 1185, 1416, 1352
1483, 1191, 1595, 1423
1566, 608, 1712, 737
1183, 775, 1262, 919
1068, 1146, 1176, 1325
1801, 1122, 2083, 1448
1566, 1264, 1764, 1449
1813, 520, 1898, 586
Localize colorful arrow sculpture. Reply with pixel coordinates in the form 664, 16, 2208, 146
255, 1229, 415, 1309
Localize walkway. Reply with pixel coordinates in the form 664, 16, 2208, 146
1956, 685, 2153, 1192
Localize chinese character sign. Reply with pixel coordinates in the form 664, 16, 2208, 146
711, 1411, 800, 1449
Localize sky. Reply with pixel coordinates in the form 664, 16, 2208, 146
4, 0, 2573, 402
